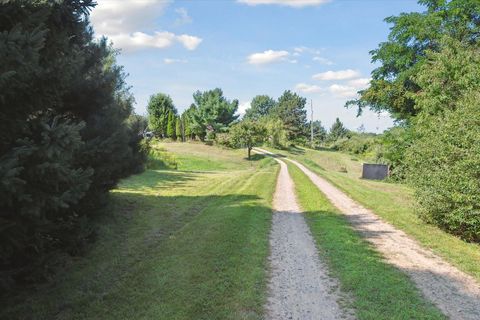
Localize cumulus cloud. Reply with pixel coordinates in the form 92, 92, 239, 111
328, 84, 358, 98
237, 101, 251, 116
90, 0, 170, 35
238, 0, 330, 8
90, 0, 202, 52
176, 34, 203, 50
313, 69, 361, 81
295, 83, 324, 93
247, 50, 290, 65
313, 56, 333, 65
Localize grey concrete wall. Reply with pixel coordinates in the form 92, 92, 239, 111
362, 163, 389, 180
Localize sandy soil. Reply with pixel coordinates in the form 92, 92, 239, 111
266, 158, 354, 320
279, 156, 480, 320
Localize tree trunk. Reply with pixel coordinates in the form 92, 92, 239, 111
248, 147, 251, 160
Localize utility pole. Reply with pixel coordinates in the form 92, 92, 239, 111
310, 99, 314, 148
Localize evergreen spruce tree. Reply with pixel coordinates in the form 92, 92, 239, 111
175, 117, 182, 141
167, 110, 176, 139
0, 0, 147, 289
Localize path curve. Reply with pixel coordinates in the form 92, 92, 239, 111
257, 148, 480, 320
266, 157, 353, 320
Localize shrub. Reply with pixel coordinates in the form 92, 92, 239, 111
406, 94, 480, 242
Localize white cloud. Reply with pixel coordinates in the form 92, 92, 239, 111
237, 101, 251, 116
174, 8, 192, 26
313, 69, 361, 81
348, 78, 371, 89
312, 56, 333, 65
90, 0, 170, 35
247, 50, 290, 65
328, 84, 358, 98
90, 0, 202, 52
176, 34, 203, 50
109, 31, 175, 51
164, 58, 188, 64
295, 83, 324, 93
238, 0, 330, 8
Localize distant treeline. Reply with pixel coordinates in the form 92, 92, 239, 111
0, 0, 147, 290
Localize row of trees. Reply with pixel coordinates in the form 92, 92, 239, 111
347, 0, 480, 242
0, 0, 147, 290
147, 86, 353, 159
147, 88, 239, 141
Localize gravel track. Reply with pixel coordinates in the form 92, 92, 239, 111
265, 157, 354, 320
267, 153, 480, 320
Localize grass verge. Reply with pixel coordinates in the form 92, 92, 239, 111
2, 145, 277, 320
267, 146, 480, 283
287, 162, 445, 320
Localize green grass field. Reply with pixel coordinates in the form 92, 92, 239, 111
287, 162, 444, 319
2, 142, 278, 320
267, 146, 480, 283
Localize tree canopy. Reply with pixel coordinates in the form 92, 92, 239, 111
347, 0, 480, 121
190, 88, 239, 139
229, 120, 266, 159
244, 95, 276, 120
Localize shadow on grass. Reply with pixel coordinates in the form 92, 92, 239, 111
2, 190, 271, 320
247, 153, 266, 161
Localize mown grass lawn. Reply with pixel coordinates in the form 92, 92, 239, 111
2, 143, 278, 320
287, 162, 445, 320
267, 146, 480, 283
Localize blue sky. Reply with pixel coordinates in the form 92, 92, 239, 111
91, 0, 422, 133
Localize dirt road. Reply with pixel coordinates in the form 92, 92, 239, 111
262, 151, 480, 320
266, 157, 353, 320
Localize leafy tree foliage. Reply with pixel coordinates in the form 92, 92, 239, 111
244, 95, 276, 120
191, 88, 239, 139
347, 0, 480, 121
147, 93, 177, 138
405, 37, 480, 241
413, 38, 480, 117
0, 0, 146, 288
263, 117, 288, 149
406, 94, 480, 242
274, 90, 307, 141
229, 121, 266, 159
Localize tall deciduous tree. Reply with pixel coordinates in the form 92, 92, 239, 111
147, 93, 177, 138
346, 0, 480, 121
229, 120, 266, 159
